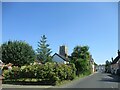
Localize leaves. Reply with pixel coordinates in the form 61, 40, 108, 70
71, 45, 92, 75
2, 40, 35, 66
36, 35, 52, 63
3, 63, 76, 84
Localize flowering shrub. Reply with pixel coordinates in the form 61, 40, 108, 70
3, 62, 76, 85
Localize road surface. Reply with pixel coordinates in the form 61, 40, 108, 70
59, 72, 120, 88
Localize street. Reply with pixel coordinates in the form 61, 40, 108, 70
59, 72, 120, 88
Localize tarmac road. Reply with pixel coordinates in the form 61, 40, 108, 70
59, 72, 120, 88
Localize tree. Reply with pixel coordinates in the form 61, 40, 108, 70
2, 40, 35, 66
71, 45, 90, 62
105, 60, 111, 73
36, 35, 52, 63
70, 45, 91, 75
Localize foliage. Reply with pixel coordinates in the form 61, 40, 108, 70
3, 70, 10, 79
105, 60, 111, 67
1, 40, 35, 66
2, 65, 8, 71
71, 45, 90, 62
105, 60, 111, 73
36, 35, 52, 63
70, 45, 92, 75
3, 62, 76, 85
94, 62, 98, 66
75, 59, 90, 75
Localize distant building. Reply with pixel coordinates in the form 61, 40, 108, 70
52, 45, 69, 64
96, 64, 105, 72
59, 45, 68, 58
89, 55, 95, 73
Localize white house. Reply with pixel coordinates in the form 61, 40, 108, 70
52, 53, 69, 64
89, 55, 95, 73
96, 65, 105, 72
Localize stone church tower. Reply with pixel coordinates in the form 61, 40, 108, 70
59, 45, 68, 58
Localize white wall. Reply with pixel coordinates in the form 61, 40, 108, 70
92, 64, 94, 72
52, 55, 67, 64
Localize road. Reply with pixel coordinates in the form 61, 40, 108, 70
59, 72, 120, 88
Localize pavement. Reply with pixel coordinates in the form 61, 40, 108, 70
1, 72, 120, 89
2, 84, 53, 88
57, 72, 120, 88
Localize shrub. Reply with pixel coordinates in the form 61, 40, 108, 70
2, 66, 8, 71
10, 66, 21, 79
3, 70, 10, 79
3, 63, 76, 85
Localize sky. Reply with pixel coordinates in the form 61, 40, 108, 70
2, 2, 118, 64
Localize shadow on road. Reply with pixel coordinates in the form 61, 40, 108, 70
99, 73, 120, 83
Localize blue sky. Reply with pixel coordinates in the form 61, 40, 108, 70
2, 2, 118, 64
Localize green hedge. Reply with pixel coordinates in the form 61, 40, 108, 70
3, 62, 76, 85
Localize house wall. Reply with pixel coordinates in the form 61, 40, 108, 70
52, 55, 67, 64
111, 63, 119, 74
118, 59, 120, 69
92, 64, 95, 72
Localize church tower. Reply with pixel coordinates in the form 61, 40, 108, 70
59, 45, 68, 58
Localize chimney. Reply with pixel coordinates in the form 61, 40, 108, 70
118, 50, 120, 56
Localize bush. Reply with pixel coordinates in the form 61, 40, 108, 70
2, 66, 8, 71
3, 62, 76, 85
3, 70, 10, 79
74, 59, 90, 75
1, 40, 35, 66
117, 69, 120, 76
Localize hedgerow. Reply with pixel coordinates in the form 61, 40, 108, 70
3, 62, 76, 85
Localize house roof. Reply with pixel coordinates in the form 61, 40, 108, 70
112, 55, 120, 64
52, 53, 69, 62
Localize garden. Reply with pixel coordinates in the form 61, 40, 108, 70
0, 35, 94, 85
